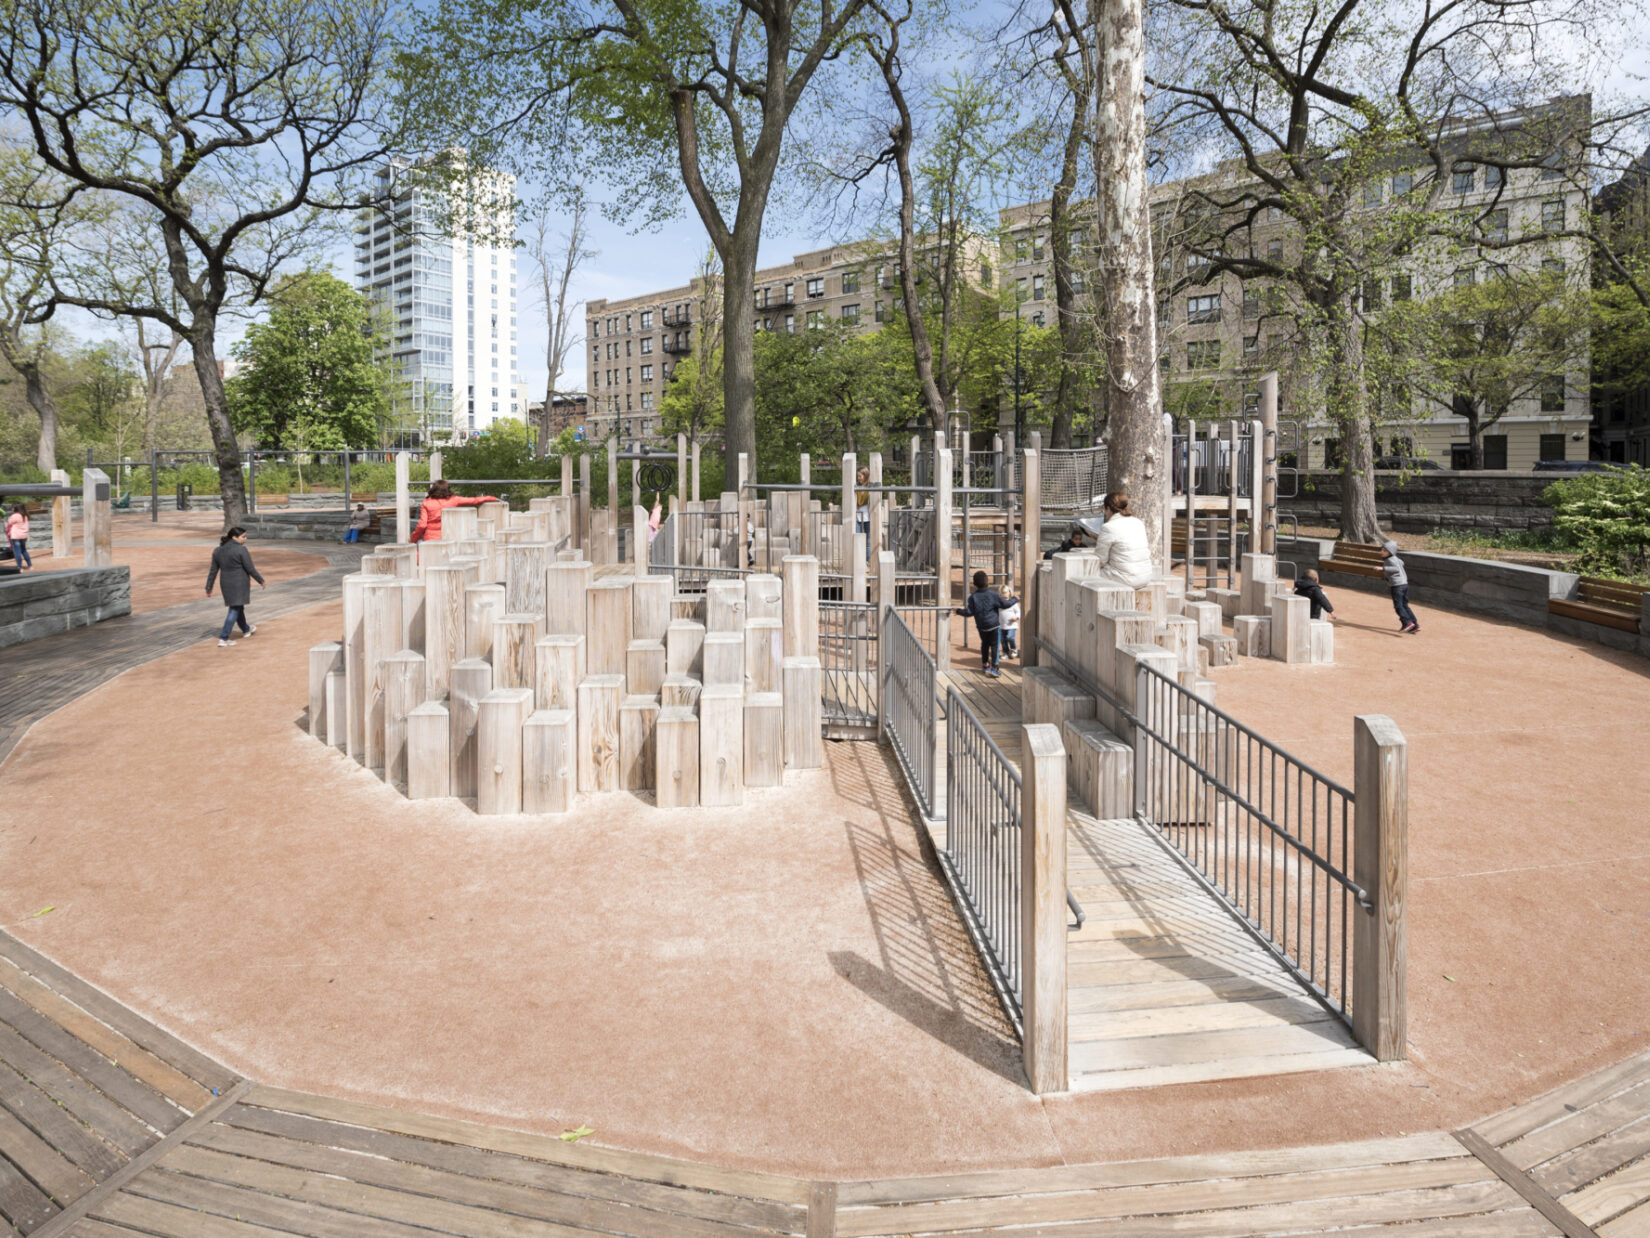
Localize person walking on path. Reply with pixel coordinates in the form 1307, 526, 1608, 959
5, 504, 31, 570
1090, 492, 1155, 587
957, 570, 1019, 677
206, 527, 265, 647
1381, 540, 1420, 633
1295, 569, 1337, 621
409, 480, 499, 544
344, 503, 372, 543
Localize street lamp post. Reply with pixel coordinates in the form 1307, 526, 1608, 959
1014, 297, 1024, 447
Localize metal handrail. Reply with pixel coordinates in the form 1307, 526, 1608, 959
882, 607, 942, 820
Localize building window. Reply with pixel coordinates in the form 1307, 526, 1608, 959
842, 303, 860, 322
1540, 375, 1566, 411
625, 314, 632, 330
1186, 340, 1221, 369
785, 314, 795, 332
1362, 182, 1383, 207
1187, 294, 1221, 323
1032, 235, 1045, 260
625, 340, 632, 356
1031, 312, 1045, 327
1484, 165, 1505, 190
1452, 162, 1475, 193
1484, 208, 1508, 243
591, 321, 601, 338
1187, 252, 1212, 278
640, 310, 652, 328
1159, 354, 1170, 375
806, 309, 823, 327
756, 288, 768, 309
1015, 238, 1028, 260
1016, 276, 1028, 302
874, 301, 886, 322
1031, 274, 1045, 300
806, 277, 824, 298
1391, 273, 1413, 301
1541, 151, 1564, 180
641, 392, 653, 409
1454, 266, 1476, 288
1539, 433, 1566, 461
626, 395, 632, 410
1541, 199, 1564, 233
640, 338, 653, 354
641, 365, 652, 381
1362, 277, 1383, 311
784, 282, 794, 302
980, 261, 993, 288
1392, 171, 1414, 196
625, 367, 631, 382
1242, 288, 1261, 319
1483, 435, 1508, 469
1543, 257, 1566, 275
841, 272, 860, 294
1244, 335, 1258, 358
1267, 239, 1284, 263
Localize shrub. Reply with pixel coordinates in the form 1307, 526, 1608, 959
1542, 467, 1650, 579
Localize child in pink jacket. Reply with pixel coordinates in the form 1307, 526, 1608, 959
5, 504, 31, 570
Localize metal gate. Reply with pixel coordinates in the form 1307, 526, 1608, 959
819, 601, 878, 737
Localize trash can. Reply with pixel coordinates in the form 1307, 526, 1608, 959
176, 483, 192, 511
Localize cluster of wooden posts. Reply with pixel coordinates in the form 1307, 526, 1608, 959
304, 494, 827, 814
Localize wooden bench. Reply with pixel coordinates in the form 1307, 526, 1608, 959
1548, 576, 1648, 633
1320, 540, 1388, 579
256, 493, 291, 508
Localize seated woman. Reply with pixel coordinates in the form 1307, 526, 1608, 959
1089, 491, 1155, 587
410, 479, 500, 543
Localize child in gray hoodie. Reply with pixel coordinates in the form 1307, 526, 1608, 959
1381, 540, 1420, 633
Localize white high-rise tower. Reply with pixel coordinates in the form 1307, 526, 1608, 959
355, 156, 519, 442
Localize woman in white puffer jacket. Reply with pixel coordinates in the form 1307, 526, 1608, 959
1090, 492, 1155, 587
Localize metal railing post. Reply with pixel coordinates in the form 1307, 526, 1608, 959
1021, 722, 1069, 1095
1353, 714, 1408, 1061
343, 450, 352, 513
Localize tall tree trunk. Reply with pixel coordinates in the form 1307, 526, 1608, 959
1049, 73, 1091, 450
720, 232, 760, 482
23, 364, 58, 474
1468, 413, 1484, 470
1093, 0, 1166, 562
191, 329, 249, 528
1330, 305, 1382, 541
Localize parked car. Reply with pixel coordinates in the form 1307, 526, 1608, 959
1374, 456, 1442, 470
1532, 460, 1615, 473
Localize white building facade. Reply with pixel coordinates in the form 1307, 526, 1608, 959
356, 157, 520, 442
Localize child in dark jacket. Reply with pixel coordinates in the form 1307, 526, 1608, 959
957, 570, 1019, 677
1294, 569, 1336, 620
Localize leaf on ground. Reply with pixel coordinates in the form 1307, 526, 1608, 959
1444, 974, 1455, 982
28, 906, 54, 918
559, 1124, 595, 1143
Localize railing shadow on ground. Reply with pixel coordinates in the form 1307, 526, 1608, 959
824, 743, 1022, 1084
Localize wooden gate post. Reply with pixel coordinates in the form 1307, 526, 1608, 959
394, 452, 410, 546
81, 468, 112, 567
50, 468, 72, 559
1353, 713, 1407, 1062
1021, 722, 1068, 1094
1021, 448, 1040, 669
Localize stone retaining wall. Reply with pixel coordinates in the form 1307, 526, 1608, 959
1277, 536, 1650, 659
0, 566, 131, 648
242, 511, 409, 542
1282, 471, 1557, 533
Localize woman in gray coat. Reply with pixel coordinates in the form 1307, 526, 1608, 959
206, 526, 266, 646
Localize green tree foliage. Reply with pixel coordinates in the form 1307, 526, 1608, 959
1592, 280, 1650, 404
753, 322, 911, 461
1543, 468, 1650, 579
657, 353, 725, 449
228, 274, 391, 451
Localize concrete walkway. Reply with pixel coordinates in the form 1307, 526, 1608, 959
0, 577, 1648, 1180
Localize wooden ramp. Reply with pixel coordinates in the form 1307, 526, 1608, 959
939, 660, 1368, 1093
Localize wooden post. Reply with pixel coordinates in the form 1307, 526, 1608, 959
1353, 714, 1408, 1062
606, 436, 618, 526
546, 560, 593, 636
586, 578, 633, 677
448, 658, 492, 799
655, 705, 700, 808
781, 555, 819, 659
632, 504, 648, 567
493, 614, 543, 690
677, 433, 688, 505
743, 693, 784, 786
535, 634, 585, 711
691, 439, 701, 502
840, 452, 857, 571
424, 564, 470, 701
626, 639, 667, 696
706, 578, 746, 632
397, 578, 426, 655
464, 583, 507, 663
523, 709, 576, 813
661, 675, 702, 709
441, 506, 477, 541
560, 453, 574, 508
782, 656, 823, 769
619, 694, 660, 791
699, 684, 743, 806
1021, 722, 1068, 1094
342, 574, 367, 760
935, 448, 952, 671
702, 632, 744, 686
308, 643, 342, 738
394, 452, 411, 545
632, 574, 672, 640
407, 702, 450, 800
49, 468, 72, 559
1021, 447, 1040, 668
477, 688, 533, 814
505, 542, 552, 616
428, 449, 443, 482
868, 452, 883, 563
361, 577, 403, 773
383, 651, 426, 788
81, 467, 112, 567
745, 618, 783, 693
325, 669, 347, 750
746, 573, 782, 622
666, 620, 705, 676
576, 674, 624, 791
577, 450, 591, 551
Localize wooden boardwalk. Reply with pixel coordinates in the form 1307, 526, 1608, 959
5, 920, 1650, 1235
937, 659, 1366, 1093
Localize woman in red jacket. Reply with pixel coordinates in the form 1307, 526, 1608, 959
409, 480, 499, 543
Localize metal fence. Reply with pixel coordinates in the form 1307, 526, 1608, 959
883, 609, 942, 821
941, 685, 1025, 1034
1131, 663, 1362, 1019
819, 600, 878, 733
1038, 630, 1362, 1027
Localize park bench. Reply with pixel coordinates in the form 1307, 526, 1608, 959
1320, 540, 1387, 579
1548, 577, 1648, 633
257, 493, 291, 508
